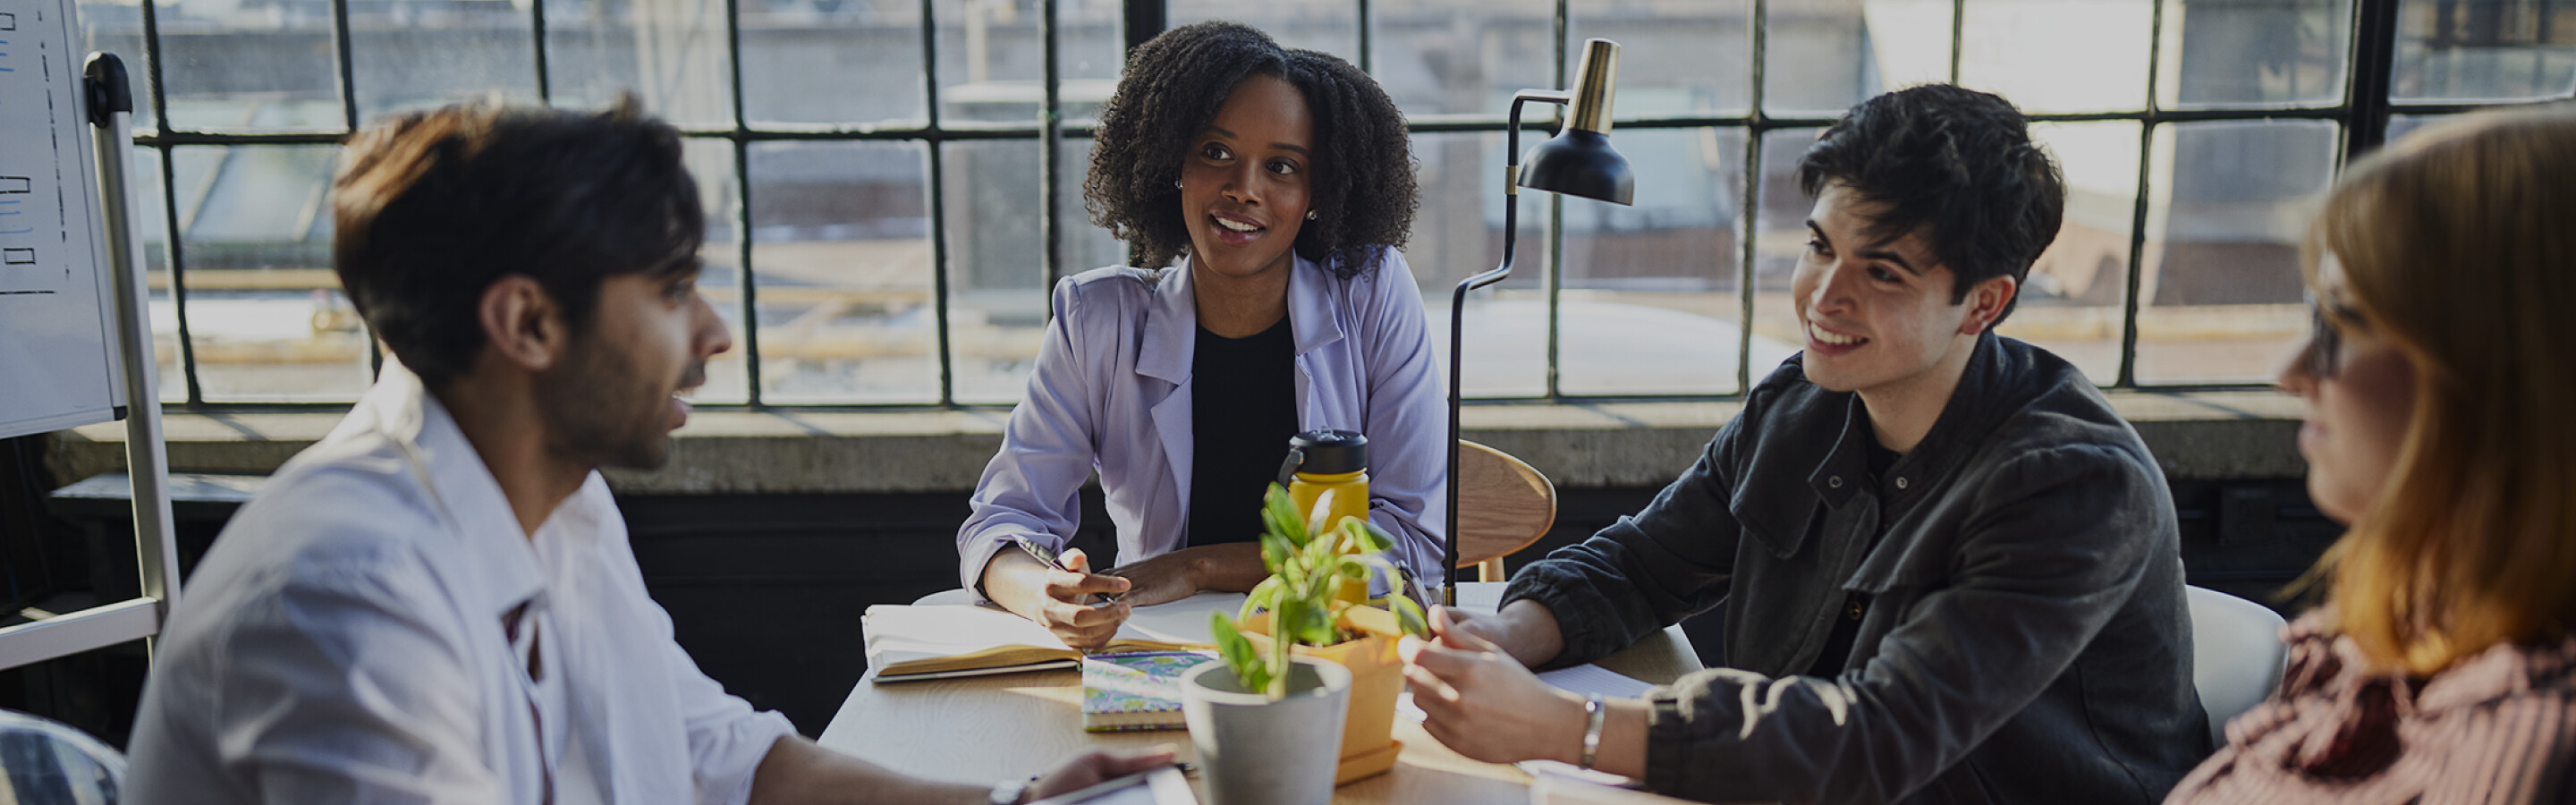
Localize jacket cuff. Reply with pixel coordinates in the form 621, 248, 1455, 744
958, 535, 1014, 606
1641, 688, 1696, 797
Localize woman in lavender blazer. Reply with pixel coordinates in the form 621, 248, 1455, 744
957, 21, 1443, 648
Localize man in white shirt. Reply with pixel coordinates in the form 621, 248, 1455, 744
124, 97, 1169, 805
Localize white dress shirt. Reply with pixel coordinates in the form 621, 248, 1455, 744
127, 365, 796, 805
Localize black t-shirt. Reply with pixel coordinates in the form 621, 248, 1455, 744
1186, 316, 1301, 547
1804, 436, 1903, 678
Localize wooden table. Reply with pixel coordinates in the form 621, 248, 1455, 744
818, 582, 1701, 804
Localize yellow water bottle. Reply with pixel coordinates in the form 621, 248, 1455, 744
1279, 429, 1371, 604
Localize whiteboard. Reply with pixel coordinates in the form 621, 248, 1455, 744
0, 0, 123, 440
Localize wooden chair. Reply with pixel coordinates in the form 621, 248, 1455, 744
1454, 440, 1556, 582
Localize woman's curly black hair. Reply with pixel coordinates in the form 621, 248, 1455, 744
1085, 21, 1418, 279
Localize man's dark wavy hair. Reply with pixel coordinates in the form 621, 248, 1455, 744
1085, 20, 1418, 278
331, 95, 703, 388
1796, 84, 2064, 325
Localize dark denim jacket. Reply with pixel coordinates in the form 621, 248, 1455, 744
1504, 334, 2212, 805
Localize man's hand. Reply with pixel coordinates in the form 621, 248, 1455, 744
1399, 608, 1589, 765
747, 735, 1176, 805
1435, 600, 1566, 668
1024, 747, 1179, 801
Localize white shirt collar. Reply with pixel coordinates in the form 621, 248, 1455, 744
343, 362, 552, 622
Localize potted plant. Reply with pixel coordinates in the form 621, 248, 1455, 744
1182, 484, 1429, 800
1179, 655, 1351, 805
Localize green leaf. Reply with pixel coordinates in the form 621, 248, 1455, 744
1347, 521, 1394, 554
1385, 594, 1430, 638
1304, 488, 1337, 543
1258, 528, 1294, 573
1264, 485, 1307, 546
1209, 611, 1271, 694
1241, 576, 1283, 619
1268, 599, 1306, 699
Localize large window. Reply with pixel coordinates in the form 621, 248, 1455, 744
81, 0, 2574, 406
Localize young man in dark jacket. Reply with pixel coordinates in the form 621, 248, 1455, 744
1401, 84, 2211, 805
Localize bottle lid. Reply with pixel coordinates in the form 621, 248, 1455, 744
1284, 429, 1368, 477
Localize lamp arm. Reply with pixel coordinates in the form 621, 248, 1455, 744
1444, 89, 1569, 607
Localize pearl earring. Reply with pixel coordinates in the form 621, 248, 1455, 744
1174, 180, 1183, 190
1305, 210, 1318, 221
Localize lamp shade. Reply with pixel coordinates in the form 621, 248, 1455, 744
1515, 38, 1633, 206
1519, 130, 1633, 206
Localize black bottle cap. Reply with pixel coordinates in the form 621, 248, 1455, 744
1282, 429, 1368, 479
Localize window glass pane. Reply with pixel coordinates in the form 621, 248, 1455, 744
156, 0, 345, 132
1411, 131, 1546, 398
80, 0, 157, 130
937, 0, 1047, 125
2384, 111, 2445, 143
1558, 127, 1765, 396
1572, 0, 1752, 116
2133, 120, 2337, 384
1371, 0, 1556, 118
1997, 121, 2140, 385
1766, 0, 1951, 118
546, 0, 733, 128
683, 138, 750, 403
1171, 0, 1359, 65
349, 0, 538, 122
2393, 0, 2576, 101
172, 144, 369, 402
2158, 0, 2352, 109
1060, 135, 1128, 273
747, 140, 935, 403
740, 0, 922, 125
1960, 0, 2152, 114
134, 149, 186, 402
945, 140, 1045, 404
1750, 127, 1823, 376
1056, 0, 1120, 123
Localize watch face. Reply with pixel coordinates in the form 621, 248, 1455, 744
989, 779, 1030, 805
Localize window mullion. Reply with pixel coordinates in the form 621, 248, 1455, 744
2344, 0, 2403, 161
2116, 0, 2172, 389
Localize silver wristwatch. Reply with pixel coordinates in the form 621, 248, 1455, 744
987, 777, 1030, 805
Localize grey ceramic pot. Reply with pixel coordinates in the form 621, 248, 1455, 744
1180, 657, 1352, 805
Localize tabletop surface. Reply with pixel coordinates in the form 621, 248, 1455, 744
818, 582, 1702, 804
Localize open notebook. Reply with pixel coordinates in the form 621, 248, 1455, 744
864, 591, 1247, 682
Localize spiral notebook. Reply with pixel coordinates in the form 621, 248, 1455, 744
1080, 650, 1220, 732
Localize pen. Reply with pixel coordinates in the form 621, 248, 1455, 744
1013, 538, 1125, 607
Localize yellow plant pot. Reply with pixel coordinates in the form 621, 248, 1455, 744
1243, 606, 1406, 784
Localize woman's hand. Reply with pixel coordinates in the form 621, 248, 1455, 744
1104, 542, 1267, 606
982, 547, 1133, 648
1399, 607, 1589, 765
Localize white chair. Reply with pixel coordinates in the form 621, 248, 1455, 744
2185, 585, 2290, 744
0, 709, 127, 804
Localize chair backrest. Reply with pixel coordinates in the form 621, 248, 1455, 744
1453, 440, 1557, 581
2185, 585, 2291, 745
0, 709, 126, 805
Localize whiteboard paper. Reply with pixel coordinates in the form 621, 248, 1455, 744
0, 0, 123, 439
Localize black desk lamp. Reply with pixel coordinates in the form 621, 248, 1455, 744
1445, 38, 1634, 606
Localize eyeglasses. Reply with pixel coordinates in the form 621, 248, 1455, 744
2300, 293, 2365, 379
